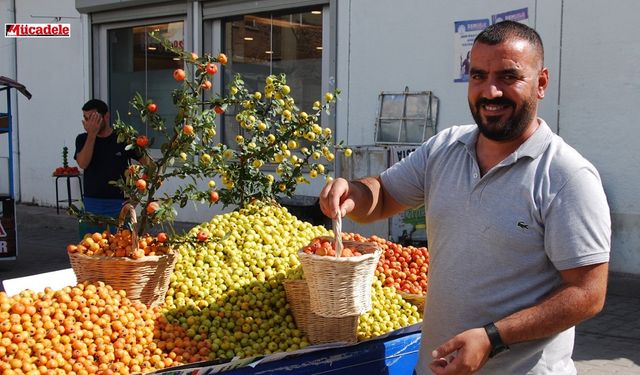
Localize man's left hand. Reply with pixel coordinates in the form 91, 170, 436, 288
428, 328, 491, 375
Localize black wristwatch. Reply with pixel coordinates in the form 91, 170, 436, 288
483, 322, 510, 358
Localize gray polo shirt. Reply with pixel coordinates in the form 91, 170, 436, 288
380, 120, 610, 374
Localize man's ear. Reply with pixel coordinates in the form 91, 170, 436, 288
104, 112, 111, 125
537, 67, 549, 99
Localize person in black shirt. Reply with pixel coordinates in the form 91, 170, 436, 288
74, 99, 139, 237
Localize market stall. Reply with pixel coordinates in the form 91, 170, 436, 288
0, 41, 428, 375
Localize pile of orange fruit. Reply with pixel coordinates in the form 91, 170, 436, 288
0, 282, 210, 375
342, 233, 429, 296
66, 230, 171, 259
302, 237, 363, 257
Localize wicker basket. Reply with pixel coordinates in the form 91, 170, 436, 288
400, 292, 426, 315
284, 279, 358, 344
68, 204, 177, 308
298, 215, 381, 317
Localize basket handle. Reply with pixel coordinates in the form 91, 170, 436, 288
118, 203, 139, 257
333, 210, 343, 258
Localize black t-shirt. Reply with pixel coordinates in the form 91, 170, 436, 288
74, 132, 138, 199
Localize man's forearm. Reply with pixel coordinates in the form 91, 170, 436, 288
75, 135, 96, 169
345, 178, 378, 223
496, 263, 608, 346
347, 176, 407, 223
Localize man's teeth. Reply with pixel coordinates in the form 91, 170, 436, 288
484, 104, 503, 111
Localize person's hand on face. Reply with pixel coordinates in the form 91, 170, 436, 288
83, 111, 102, 137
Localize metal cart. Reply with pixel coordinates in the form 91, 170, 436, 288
1, 76, 32, 261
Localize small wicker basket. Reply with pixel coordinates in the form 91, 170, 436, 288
284, 279, 358, 344
298, 214, 381, 317
400, 292, 426, 315
68, 204, 177, 308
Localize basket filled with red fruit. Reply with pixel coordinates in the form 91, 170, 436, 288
298, 215, 381, 317
67, 204, 177, 307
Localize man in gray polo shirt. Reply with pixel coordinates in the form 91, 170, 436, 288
319, 21, 610, 374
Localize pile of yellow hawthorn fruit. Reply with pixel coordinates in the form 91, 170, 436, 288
1, 203, 428, 374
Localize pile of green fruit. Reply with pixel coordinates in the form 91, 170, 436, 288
162, 201, 422, 361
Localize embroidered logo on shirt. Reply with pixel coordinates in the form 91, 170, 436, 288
516, 221, 529, 230
115, 152, 122, 156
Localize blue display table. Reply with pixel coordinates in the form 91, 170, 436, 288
159, 329, 421, 375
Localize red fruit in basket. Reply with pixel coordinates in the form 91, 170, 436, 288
131, 248, 145, 259
341, 248, 354, 257
157, 232, 168, 243
316, 247, 328, 256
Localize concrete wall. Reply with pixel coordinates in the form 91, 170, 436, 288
13, 0, 88, 206
558, 0, 640, 274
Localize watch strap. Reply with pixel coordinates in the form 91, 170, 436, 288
484, 322, 509, 358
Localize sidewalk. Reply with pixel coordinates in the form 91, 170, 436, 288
1, 203, 639, 374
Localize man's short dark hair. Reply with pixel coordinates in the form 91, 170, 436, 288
82, 99, 109, 115
474, 20, 544, 67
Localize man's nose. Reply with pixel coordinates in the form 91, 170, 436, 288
483, 80, 503, 99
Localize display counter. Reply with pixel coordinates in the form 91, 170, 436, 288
154, 325, 422, 374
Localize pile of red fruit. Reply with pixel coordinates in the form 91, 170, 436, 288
302, 237, 363, 257
52, 166, 80, 176
342, 233, 429, 296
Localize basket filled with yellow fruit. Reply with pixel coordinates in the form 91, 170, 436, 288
67, 204, 177, 307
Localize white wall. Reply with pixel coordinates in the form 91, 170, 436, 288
559, 0, 640, 274
15, 0, 87, 205
335, 0, 561, 147
336, 0, 639, 275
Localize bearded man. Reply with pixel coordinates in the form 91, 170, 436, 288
319, 20, 610, 374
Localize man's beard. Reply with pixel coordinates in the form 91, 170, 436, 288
469, 95, 537, 141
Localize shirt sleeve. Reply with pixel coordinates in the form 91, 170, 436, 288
74, 133, 87, 161
380, 143, 429, 208
544, 166, 611, 270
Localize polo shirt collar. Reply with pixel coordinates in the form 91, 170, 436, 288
459, 118, 552, 161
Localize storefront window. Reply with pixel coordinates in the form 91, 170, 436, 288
221, 9, 323, 146
108, 21, 184, 146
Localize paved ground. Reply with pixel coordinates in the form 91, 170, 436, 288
1, 204, 639, 373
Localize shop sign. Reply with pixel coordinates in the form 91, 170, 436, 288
4, 23, 71, 38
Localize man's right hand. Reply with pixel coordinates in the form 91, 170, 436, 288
82, 112, 102, 137
319, 177, 355, 219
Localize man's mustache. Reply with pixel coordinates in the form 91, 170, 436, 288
476, 98, 515, 108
